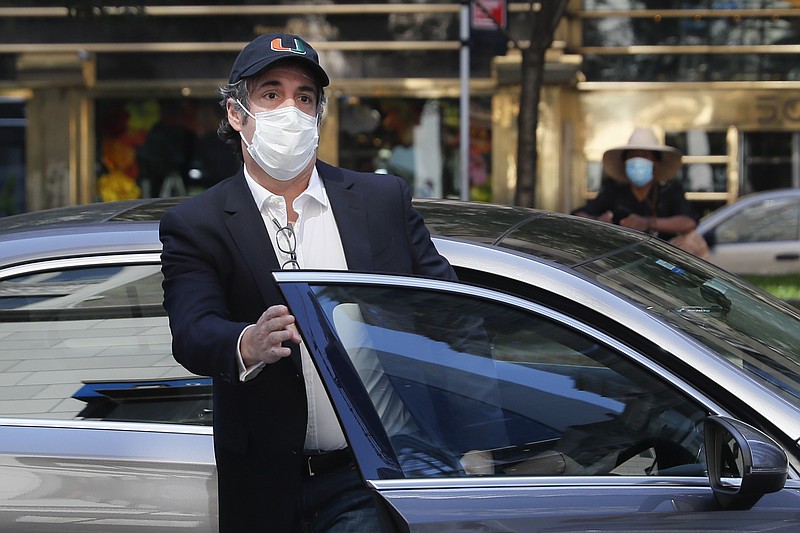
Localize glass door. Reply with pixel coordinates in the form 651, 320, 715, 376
0, 98, 26, 217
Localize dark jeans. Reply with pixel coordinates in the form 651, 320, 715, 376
295, 463, 382, 532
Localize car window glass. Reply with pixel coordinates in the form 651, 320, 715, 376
577, 242, 800, 404
715, 197, 800, 244
311, 284, 708, 479
0, 264, 211, 425
498, 213, 648, 266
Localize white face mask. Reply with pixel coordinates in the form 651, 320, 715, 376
237, 101, 319, 181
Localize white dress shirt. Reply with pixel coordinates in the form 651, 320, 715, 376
238, 166, 348, 452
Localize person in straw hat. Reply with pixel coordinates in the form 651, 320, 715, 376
573, 127, 699, 241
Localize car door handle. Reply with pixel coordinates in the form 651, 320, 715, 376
775, 253, 800, 261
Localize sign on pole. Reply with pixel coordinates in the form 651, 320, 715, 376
471, 0, 507, 31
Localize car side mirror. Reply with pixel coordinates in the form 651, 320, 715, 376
704, 415, 788, 510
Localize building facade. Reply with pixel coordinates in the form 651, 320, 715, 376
0, 2, 515, 215
1, 1, 799, 217
575, 2, 800, 216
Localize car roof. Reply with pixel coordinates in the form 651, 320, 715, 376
0, 198, 181, 268
0, 197, 182, 233
413, 198, 650, 266
0, 197, 652, 269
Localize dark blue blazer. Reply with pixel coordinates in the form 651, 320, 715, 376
159, 160, 456, 529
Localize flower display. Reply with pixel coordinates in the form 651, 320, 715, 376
97, 169, 141, 202
96, 100, 158, 202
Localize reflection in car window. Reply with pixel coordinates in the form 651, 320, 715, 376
577, 241, 800, 404
312, 285, 708, 479
498, 213, 648, 266
0, 266, 163, 312
715, 197, 800, 244
0, 264, 211, 425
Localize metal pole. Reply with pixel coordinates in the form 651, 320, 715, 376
459, 0, 470, 201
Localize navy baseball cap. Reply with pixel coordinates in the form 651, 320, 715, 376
228, 33, 330, 87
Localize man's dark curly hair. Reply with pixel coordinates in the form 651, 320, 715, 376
217, 79, 249, 163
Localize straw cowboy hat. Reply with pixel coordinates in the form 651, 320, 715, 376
602, 127, 683, 183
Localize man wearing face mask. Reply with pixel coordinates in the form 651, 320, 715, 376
159, 33, 456, 532
573, 127, 699, 242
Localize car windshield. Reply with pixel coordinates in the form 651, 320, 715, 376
563, 238, 800, 404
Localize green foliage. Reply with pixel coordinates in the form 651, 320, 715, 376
743, 274, 800, 301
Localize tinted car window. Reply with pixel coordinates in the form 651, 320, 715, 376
0, 263, 211, 425
498, 213, 648, 266
715, 197, 800, 244
311, 284, 708, 479
413, 200, 544, 245
576, 240, 800, 403
415, 201, 649, 266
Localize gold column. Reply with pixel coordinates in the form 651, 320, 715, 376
318, 90, 339, 166
20, 51, 95, 209
491, 86, 518, 205
726, 125, 740, 203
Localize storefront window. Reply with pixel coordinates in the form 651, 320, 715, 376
584, 53, 800, 83
665, 130, 728, 194
581, 2, 800, 82
0, 100, 26, 217
337, 96, 493, 201
95, 98, 239, 201
741, 132, 800, 194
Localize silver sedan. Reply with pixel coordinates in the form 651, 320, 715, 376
1, 198, 800, 531
698, 188, 800, 275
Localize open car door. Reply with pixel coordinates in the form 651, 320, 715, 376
276, 271, 800, 532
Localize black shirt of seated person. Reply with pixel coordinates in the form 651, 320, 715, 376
573, 127, 700, 242
576, 178, 699, 241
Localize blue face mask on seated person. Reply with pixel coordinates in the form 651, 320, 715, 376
625, 157, 655, 187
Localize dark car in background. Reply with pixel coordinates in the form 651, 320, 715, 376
1, 197, 800, 531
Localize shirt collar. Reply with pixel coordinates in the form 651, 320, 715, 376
243, 165, 328, 213
301, 167, 328, 209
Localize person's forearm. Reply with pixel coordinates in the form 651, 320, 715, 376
649, 214, 696, 235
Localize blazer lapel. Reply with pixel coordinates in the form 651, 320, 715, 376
222, 172, 303, 371
317, 161, 374, 271
222, 172, 281, 303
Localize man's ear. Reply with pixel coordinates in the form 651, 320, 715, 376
227, 99, 244, 132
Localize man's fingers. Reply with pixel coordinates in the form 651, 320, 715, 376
263, 304, 289, 320
266, 325, 299, 347
258, 305, 296, 333
248, 305, 301, 365
286, 323, 301, 344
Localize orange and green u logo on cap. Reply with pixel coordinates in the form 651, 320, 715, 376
270, 37, 307, 55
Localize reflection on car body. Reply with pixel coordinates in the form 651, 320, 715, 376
1, 197, 800, 531
74, 377, 212, 424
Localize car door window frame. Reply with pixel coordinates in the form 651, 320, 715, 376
275, 270, 731, 484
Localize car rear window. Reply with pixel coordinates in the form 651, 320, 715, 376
0, 261, 211, 426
